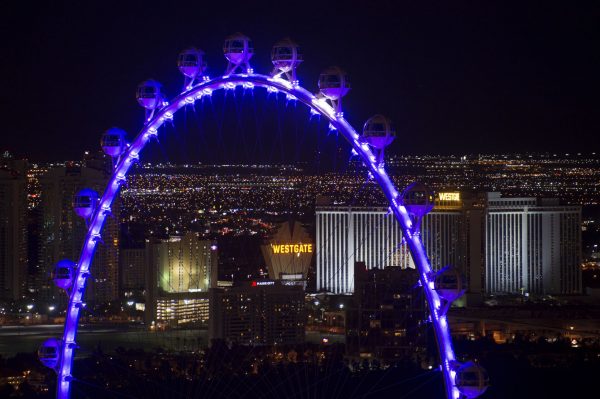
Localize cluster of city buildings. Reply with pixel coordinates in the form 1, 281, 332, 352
0, 152, 592, 362
0, 153, 119, 305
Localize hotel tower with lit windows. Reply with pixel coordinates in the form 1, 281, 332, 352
316, 192, 581, 297
145, 232, 218, 326
316, 192, 468, 294
484, 193, 581, 295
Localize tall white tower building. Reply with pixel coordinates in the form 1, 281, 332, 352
316, 192, 581, 297
316, 192, 465, 293
485, 193, 581, 295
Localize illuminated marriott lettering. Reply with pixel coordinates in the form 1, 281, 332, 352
271, 243, 313, 254
438, 192, 460, 201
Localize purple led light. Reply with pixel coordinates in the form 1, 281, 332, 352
56, 73, 457, 399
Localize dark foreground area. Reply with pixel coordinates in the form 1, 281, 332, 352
2, 337, 600, 399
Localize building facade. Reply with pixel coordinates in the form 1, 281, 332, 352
37, 162, 120, 303
120, 247, 146, 298
155, 293, 210, 325
485, 193, 581, 295
145, 232, 217, 325
316, 192, 468, 293
346, 263, 427, 363
316, 192, 581, 297
209, 281, 305, 346
0, 156, 28, 301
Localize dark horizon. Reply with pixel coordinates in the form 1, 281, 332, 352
2, 1, 599, 162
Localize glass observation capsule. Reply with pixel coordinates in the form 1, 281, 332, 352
101, 127, 127, 157
136, 80, 163, 110
271, 38, 303, 73
455, 361, 490, 398
73, 188, 99, 219
362, 114, 396, 149
434, 265, 465, 302
177, 47, 207, 78
318, 66, 351, 100
223, 32, 254, 66
38, 338, 61, 369
401, 182, 435, 221
53, 259, 75, 291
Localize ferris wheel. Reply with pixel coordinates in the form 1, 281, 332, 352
37, 33, 488, 399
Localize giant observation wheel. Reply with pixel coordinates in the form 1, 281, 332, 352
38, 33, 488, 399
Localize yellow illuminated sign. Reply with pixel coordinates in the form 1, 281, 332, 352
271, 243, 313, 254
438, 192, 460, 201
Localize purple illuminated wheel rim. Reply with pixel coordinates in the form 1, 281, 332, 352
56, 73, 461, 399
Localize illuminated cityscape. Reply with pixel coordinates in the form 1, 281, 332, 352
1, 154, 599, 398
2, 2, 600, 399
113, 154, 600, 238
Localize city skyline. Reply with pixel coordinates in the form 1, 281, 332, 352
1, 3, 599, 398
2, 137, 599, 399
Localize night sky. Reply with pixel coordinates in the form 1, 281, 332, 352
1, 1, 599, 162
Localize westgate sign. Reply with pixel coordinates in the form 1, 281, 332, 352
438, 192, 460, 201
271, 243, 313, 254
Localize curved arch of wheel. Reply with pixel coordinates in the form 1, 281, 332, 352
56, 73, 460, 399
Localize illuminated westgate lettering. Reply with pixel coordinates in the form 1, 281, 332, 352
271, 243, 313, 254
438, 192, 460, 201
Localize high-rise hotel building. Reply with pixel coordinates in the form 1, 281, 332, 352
485, 193, 581, 295
37, 157, 120, 303
145, 232, 218, 325
316, 192, 581, 296
0, 156, 28, 301
316, 192, 469, 294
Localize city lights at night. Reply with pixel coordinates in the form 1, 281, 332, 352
1, 2, 599, 399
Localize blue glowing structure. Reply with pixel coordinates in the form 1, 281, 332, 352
318, 66, 350, 115
178, 48, 207, 90
38, 338, 62, 370
52, 259, 76, 291
361, 114, 396, 167
49, 35, 486, 399
223, 32, 254, 75
72, 188, 99, 221
271, 37, 302, 85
